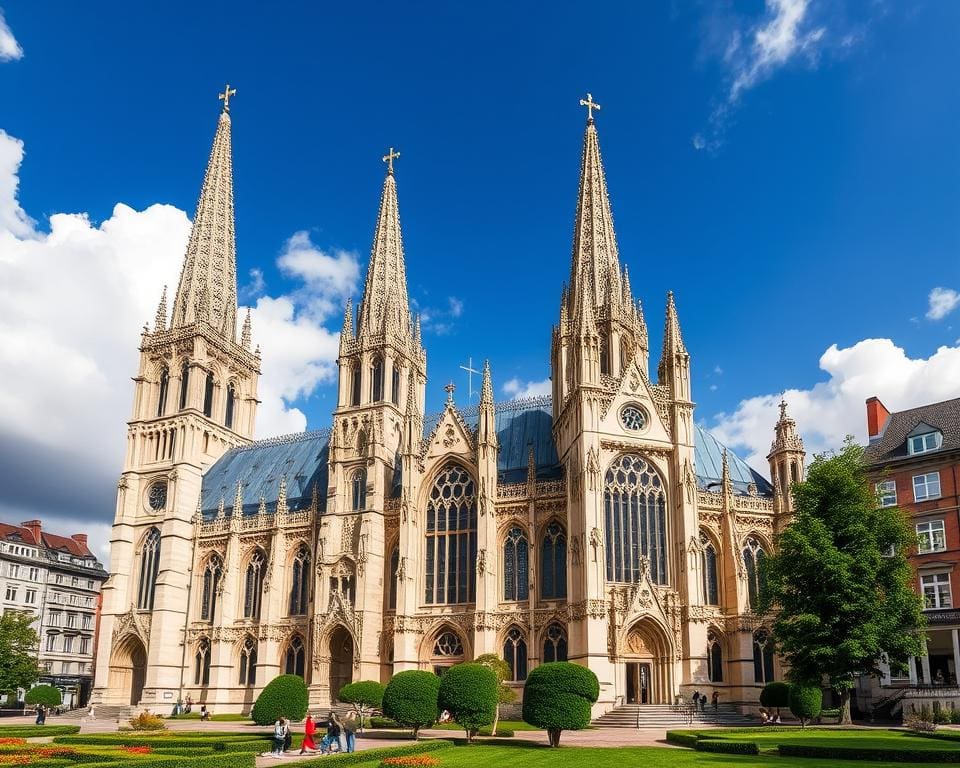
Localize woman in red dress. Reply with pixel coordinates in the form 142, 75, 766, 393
299, 713, 318, 754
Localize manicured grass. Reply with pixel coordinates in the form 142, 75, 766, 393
168, 712, 251, 721
431, 720, 542, 732
673, 727, 960, 752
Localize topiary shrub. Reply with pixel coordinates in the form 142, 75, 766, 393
250, 674, 309, 726
522, 662, 599, 747
759, 681, 791, 717
24, 686, 61, 708
128, 711, 167, 730
338, 680, 386, 731
382, 671, 441, 739
437, 663, 498, 743
788, 684, 822, 728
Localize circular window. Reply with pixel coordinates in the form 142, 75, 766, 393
147, 482, 168, 511
620, 404, 648, 431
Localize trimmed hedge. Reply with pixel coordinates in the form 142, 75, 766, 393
0, 725, 80, 737
25, 685, 62, 707
760, 681, 791, 710
294, 740, 448, 766
789, 685, 823, 727
778, 744, 960, 763
369, 716, 401, 729
437, 663, 498, 738
522, 662, 599, 747
383, 670, 441, 737
251, 673, 309, 725
665, 731, 699, 748
339, 680, 386, 709
696, 739, 760, 755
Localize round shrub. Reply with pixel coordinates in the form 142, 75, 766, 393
382, 671, 441, 739
339, 680, 386, 730
789, 684, 823, 728
437, 663, 498, 742
522, 662, 599, 747
250, 674, 309, 726
759, 681, 791, 712
25, 685, 61, 707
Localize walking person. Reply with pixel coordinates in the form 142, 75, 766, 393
342, 710, 357, 753
299, 712, 318, 755
34, 704, 43, 726
712, 691, 719, 711
327, 710, 344, 753
267, 718, 287, 758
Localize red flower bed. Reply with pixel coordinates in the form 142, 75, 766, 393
0, 741, 24, 747
122, 745, 153, 755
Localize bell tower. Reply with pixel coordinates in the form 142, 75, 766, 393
767, 399, 806, 529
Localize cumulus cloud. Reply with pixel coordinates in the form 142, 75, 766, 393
502, 377, 552, 399
414, 295, 465, 336
927, 287, 960, 321
709, 338, 960, 473
0, 10, 23, 62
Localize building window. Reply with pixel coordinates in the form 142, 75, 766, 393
289, 544, 310, 616
914, 473, 942, 502
540, 522, 567, 600
424, 463, 477, 605
179, 361, 190, 410
29, 568, 38, 581
45, 634, 57, 652
753, 629, 775, 683
239, 636, 257, 686
351, 469, 367, 511
137, 528, 161, 610
285, 635, 305, 677
391, 367, 401, 405
543, 623, 567, 663
388, 546, 399, 610
503, 526, 529, 601
701, 533, 719, 606
202, 372, 215, 418
876, 480, 897, 508
243, 550, 267, 620
63, 636, 74, 653
4, 586, 16, 601
743, 537, 766, 610
82, 615, 91, 630
66, 613, 77, 628
225, 384, 236, 429
49, 611, 61, 626
909, 432, 942, 455
604, 455, 667, 585
80, 637, 90, 655
55, 574, 63, 585
503, 627, 527, 682
922, 573, 953, 609
350, 366, 361, 407
433, 631, 463, 658
157, 367, 169, 417
917, 520, 947, 554
9, 564, 18, 578
200, 555, 223, 621
707, 630, 723, 683
371, 358, 384, 402
194, 638, 211, 686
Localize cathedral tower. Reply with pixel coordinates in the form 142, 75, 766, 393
94, 86, 260, 708
767, 399, 806, 528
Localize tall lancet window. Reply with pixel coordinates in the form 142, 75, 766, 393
137, 527, 161, 611
743, 537, 766, 610
600, 336, 610, 375
289, 544, 310, 616
391, 367, 401, 405
194, 638, 211, 686
157, 368, 169, 417
350, 365, 361, 406
285, 635, 306, 677
707, 630, 724, 682
503, 627, 527, 681
225, 383, 236, 429
540, 522, 567, 599
371, 358, 384, 402
604, 455, 667, 584
200, 554, 223, 621
351, 469, 367, 511
239, 636, 257, 686
543, 623, 568, 663
388, 546, 399, 610
503, 526, 529, 601
424, 463, 477, 605
203, 372, 215, 417
243, 550, 267, 620
753, 629, 775, 683
179, 361, 190, 410
701, 532, 719, 605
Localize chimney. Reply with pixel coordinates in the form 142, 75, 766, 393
866, 396, 891, 442
21, 520, 41, 544
72, 534, 88, 546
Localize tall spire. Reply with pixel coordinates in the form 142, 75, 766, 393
660, 290, 686, 356
171, 88, 239, 340
154, 286, 168, 333
480, 359, 493, 406
240, 308, 252, 350
357, 151, 411, 341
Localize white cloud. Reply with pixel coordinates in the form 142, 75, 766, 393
710, 338, 960, 473
413, 295, 465, 336
448, 296, 464, 318
0, 10, 23, 62
713, 364, 724, 375
502, 377, 552, 399
277, 231, 359, 320
927, 287, 960, 321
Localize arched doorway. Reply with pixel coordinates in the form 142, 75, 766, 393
623, 618, 672, 705
328, 626, 353, 702
108, 635, 147, 706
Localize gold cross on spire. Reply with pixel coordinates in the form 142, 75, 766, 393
579, 92, 601, 122
219, 83, 237, 112
382, 147, 401, 175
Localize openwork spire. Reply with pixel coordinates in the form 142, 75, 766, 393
240, 308, 252, 350
171, 94, 238, 340
480, 359, 493, 405
661, 291, 687, 355
154, 285, 168, 332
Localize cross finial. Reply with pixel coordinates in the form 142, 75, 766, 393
779, 393, 788, 421
382, 147, 401, 175
579, 92, 601, 122
219, 83, 237, 112
444, 381, 456, 404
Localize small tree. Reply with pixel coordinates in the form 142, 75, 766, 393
759, 681, 791, 718
437, 663, 498, 743
474, 653, 517, 736
382, 671, 441, 740
24, 685, 61, 708
522, 662, 599, 747
338, 680, 385, 732
250, 674, 309, 725
789, 684, 823, 728
0, 614, 38, 696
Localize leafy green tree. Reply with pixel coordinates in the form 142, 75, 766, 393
250, 674, 309, 725
24, 685, 61, 708
382, 671, 441, 739
0, 613, 39, 696
758, 440, 925, 724
437, 663, 498, 743
522, 662, 599, 747
759, 681, 790, 718
474, 653, 517, 736
789, 684, 823, 728
337, 680, 385, 731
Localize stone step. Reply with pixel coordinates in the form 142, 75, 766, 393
594, 703, 754, 728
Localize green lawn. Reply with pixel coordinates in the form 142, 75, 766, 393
430, 720, 542, 732
674, 726, 960, 752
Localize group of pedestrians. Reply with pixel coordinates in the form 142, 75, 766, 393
689, 690, 720, 711
266, 711, 358, 759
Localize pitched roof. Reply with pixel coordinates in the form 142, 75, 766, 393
41, 532, 93, 558
0, 522, 38, 546
864, 397, 960, 464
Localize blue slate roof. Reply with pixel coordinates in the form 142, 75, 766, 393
200, 396, 771, 516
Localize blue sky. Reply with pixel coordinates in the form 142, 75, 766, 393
0, 1, 958, 554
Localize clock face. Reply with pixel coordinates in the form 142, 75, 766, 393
620, 404, 648, 432
148, 482, 167, 511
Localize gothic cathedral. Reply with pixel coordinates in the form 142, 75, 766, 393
93, 92, 806, 716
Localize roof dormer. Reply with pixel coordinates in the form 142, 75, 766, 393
907, 422, 943, 455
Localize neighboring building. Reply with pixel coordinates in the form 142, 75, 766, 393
0, 520, 107, 708
859, 396, 960, 713
94, 92, 803, 717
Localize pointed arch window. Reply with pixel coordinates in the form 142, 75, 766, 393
225, 383, 236, 429
200, 554, 223, 621
743, 537, 766, 610
351, 469, 367, 511
289, 544, 310, 616
238, 636, 257, 686
503, 526, 529, 601
243, 550, 267, 620
424, 463, 477, 605
707, 630, 723, 682
202, 372, 215, 418
178, 361, 190, 410
600, 336, 610, 375
388, 546, 399, 610
541, 522, 567, 599
701, 533, 719, 606
194, 638, 211, 686
350, 365, 361, 407
503, 627, 527, 682
371, 358, 384, 402
543, 623, 568, 663
285, 635, 305, 677
604, 455, 667, 584
391, 367, 401, 405
753, 629, 775, 683
137, 528, 161, 611
157, 368, 169, 417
